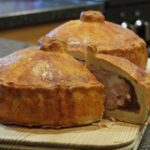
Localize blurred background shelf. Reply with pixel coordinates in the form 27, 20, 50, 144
0, 0, 150, 46
0, 0, 104, 30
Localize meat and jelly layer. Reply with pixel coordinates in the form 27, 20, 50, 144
90, 66, 140, 112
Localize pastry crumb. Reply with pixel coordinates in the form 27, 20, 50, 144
105, 116, 116, 122
92, 121, 115, 128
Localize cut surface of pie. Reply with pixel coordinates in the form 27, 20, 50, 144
86, 47, 150, 124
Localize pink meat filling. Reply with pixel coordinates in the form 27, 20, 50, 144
90, 67, 139, 111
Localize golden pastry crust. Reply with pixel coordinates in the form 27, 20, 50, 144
86, 48, 150, 124
40, 10, 148, 69
95, 53, 150, 86
0, 40, 105, 128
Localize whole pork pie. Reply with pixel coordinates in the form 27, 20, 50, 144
40, 10, 148, 69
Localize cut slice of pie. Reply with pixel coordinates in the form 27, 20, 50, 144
0, 39, 105, 128
86, 46, 150, 124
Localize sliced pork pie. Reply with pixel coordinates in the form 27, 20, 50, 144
86, 47, 150, 124
0, 40, 105, 128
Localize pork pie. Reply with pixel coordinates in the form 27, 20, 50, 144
40, 10, 148, 69
0, 40, 104, 128
86, 46, 150, 124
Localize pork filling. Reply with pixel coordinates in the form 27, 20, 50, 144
91, 67, 140, 112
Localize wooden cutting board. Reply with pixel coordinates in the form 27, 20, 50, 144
0, 119, 140, 149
